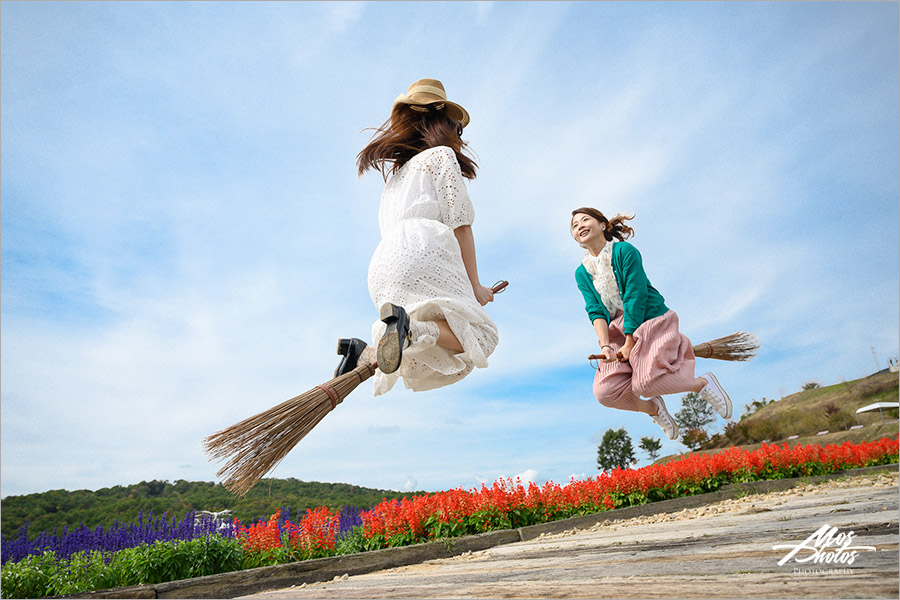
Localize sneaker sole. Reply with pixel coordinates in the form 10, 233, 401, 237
704, 372, 732, 419
651, 397, 680, 440
663, 413, 679, 440
664, 410, 679, 440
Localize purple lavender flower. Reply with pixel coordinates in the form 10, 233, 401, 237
1, 509, 240, 564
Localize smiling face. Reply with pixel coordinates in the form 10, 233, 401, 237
571, 212, 606, 247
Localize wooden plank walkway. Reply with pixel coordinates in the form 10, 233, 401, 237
243, 472, 898, 599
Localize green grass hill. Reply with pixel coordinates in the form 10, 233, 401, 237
660, 370, 898, 463
1, 479, 419, 542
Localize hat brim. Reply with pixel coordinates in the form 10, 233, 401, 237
393, 95, 470, 128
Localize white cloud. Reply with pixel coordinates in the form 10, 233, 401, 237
513, 469, 539, 485
2, 1, 897, 499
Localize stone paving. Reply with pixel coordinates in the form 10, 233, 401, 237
243, 472, 899, 599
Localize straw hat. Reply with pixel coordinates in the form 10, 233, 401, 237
392, 78, 470, 127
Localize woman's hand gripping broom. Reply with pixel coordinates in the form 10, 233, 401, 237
588, 331, 759, 366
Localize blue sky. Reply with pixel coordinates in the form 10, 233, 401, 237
2, 1, 898, 498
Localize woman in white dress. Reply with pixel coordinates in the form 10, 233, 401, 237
334, 78, 499, 396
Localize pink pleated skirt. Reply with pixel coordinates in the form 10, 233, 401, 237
592, 310, 697, 412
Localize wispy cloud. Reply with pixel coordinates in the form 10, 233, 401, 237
2, 1, 897, 498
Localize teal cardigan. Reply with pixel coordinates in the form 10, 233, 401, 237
575, 241, 669, 335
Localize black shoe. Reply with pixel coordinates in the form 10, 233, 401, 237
335, 338, 368, 378
376, 303, 410, 374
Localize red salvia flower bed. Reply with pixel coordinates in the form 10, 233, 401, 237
238, 438, 897, 557
357, 438, 897, 548
234, 506, 341, 564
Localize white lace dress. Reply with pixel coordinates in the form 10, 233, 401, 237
367, 146, 499, 396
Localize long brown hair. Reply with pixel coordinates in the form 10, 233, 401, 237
571, 207, 635, 242
357, 104, 478, 181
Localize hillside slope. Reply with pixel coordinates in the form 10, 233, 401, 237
714, 369, 898, 446
657, 370, 898, 463
750, 370, 896, 424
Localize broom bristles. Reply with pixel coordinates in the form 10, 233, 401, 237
692, 331, 759, 361
203, 362, 377, 496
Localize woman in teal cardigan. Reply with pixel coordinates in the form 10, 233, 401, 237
572, 207, 731, 440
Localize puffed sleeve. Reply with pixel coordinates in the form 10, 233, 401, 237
431, 146, 475, 229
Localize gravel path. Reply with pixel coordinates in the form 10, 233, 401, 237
244, 472, 899, 599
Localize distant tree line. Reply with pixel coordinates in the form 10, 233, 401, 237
1, 479, 418, 541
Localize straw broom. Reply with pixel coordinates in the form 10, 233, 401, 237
588, 331, 759, 364
203, 361, 377, 497
690, 331, 759, 361
205, 281, 510, 496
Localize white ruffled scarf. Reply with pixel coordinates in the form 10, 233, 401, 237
582, 240, 623, 319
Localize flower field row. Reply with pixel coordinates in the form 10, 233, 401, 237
1, 509, 234, 566
1, 438, 896, 598
355, 437, 899, 548
1, 505, 363, 567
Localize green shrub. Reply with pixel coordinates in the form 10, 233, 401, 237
1, 551, 57, 599
129, 536, 243, 584
333, 527, 366, 555
826, 410, 855, 432
681, 428, 710, 450
746, 417, 782, 442
724, 421, 750, 445
0, 537, 243, 599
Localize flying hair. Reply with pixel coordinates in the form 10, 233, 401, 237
571, 207, 635, 241
357, 104, 477, 181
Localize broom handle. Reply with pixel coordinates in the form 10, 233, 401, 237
589, 333, 757, 363
589, 346, 716, 360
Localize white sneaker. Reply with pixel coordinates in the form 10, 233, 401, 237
649, 396, 679, 440
699, 372, 732, 419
